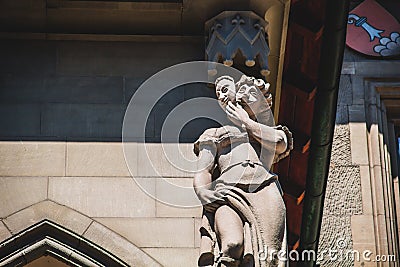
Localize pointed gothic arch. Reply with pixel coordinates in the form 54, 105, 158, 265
0, 201, 161, 267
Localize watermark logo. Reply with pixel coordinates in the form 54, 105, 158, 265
255, 238, 396, 263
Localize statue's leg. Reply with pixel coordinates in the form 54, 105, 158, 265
249, 184, 286, 265
214, 205, 243, 267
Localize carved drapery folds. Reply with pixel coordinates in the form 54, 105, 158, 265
205, 11, 270, 77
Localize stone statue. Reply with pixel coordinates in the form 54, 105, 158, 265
193, 75, 293, 267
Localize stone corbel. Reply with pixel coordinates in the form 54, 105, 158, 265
205, 11, 270, 77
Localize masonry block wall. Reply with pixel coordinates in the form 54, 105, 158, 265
318, 49, 400, 267
0, 39, 217, 266
317, 70, 363, 267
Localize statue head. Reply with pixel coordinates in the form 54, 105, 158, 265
235, 75, 272, 118
215, 75, 273, 123
215, 75, 237, 109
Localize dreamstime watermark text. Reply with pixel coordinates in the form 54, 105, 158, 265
257, 238, 396, 263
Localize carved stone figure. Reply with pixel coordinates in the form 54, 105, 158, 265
193, 75, 293, 267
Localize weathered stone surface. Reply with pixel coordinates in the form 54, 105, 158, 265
0, 104, 41, 137
155, 178, 202, 217
44, 76, 123, 104
57, 41, 203, 76
83, 221, 162, 267
317, 216, 354, 267
0, 40, 56, 75
123, 83, 223, 142
355, 62, 400, 76
376, 214, 389, 245
48, 177, 155, 217
194, 218, 202, 248
25, 256, 69, 267
324, 165, 362, 216
125, 78, 185, 106
143, 248, 199, 267
351, 243, 377, 267
153, 103, 182, 139
335, 105, 349, 125
137, 143, 196, 177
359, 165, 372, 215
66, 142, 132, 177
0, 220, 11, 242
123, 102, 156, 140
364, 84, 378, 108
95, 217, 195, 248
337, 75, 353, 106
341, 62, 355, 75
183, 83, 216, 100
123, 77, 146, 103
349, 122, 369, 165
321, 112, 364, 266
0, 74, 45, 103
0, 141, 65, 176
0, 177, 47, 217
351, 215, 375, 245
367, 123, 381, 167
3, 200, 92, 235
41, 103, 125, 138
342, 48, 355, 62
348, 104, 366, 122
330, 125, 351, 166
351, 76, 365, 105
372, 166, 386, 216
152, 100, 225, 142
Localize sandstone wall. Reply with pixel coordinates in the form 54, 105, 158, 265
318, 49, 400, 267
0, 39, 212, 266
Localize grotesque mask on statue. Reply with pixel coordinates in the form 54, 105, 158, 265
215, 75, 272, 119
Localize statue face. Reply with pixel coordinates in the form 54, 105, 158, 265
215, 78, 236, 108
236, 82, 267, 116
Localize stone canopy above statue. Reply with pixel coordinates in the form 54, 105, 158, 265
205, 11, 270, 77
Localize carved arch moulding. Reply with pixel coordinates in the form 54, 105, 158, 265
0, 201, 161, 266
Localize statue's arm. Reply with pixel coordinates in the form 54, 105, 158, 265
242, 119, 288, 154
193, 146, 225, 212
226, 101, 287, 154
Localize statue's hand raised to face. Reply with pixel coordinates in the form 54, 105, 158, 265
225, 101, 251, 129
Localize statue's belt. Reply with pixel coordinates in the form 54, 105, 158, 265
220, 159, 264, 175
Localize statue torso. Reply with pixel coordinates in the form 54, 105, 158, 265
194, 125, 276, 187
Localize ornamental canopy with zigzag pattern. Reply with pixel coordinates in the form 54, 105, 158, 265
205, 11, 270, 77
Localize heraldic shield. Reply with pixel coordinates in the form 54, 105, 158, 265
346, 0, 400, 57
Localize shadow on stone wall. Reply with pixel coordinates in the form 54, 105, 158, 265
0, 39, 223, 143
